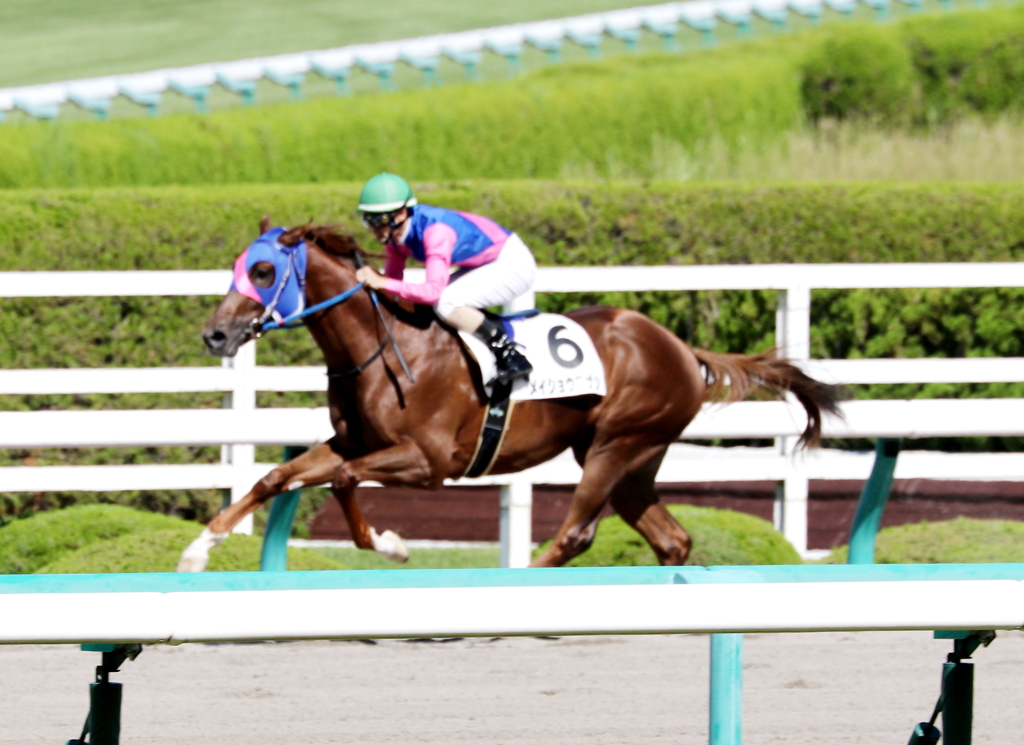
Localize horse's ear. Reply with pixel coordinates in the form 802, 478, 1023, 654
259, 214, 272, 235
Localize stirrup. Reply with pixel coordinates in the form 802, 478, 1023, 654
493, 347, 533, 384
474, 317, 532, 383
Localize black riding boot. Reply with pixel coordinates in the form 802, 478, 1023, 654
474, 317, 533, 384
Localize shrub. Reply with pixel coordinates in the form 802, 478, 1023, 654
37, 525, 344, 573
0, 504, 180, 573
903, 7, 1024, 121
801, 24, 919, 123
823, 517, 1024, 564
0, 503, 344, 573
544, 505, 802, 567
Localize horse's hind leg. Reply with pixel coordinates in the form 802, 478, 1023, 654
608, 449, 691, 566
530, 438, 673, 568
176, 442, 344, 572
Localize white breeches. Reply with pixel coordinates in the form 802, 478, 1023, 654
434, 233, 537, 320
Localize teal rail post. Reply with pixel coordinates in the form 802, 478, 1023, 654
69, 644, 141, 745
941, 660, 973, 745
709, 634, 743, 745
847, 438, 901, 564
259, 445, 308, 572
908, 631, 990, 744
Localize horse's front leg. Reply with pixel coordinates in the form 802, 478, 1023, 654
331, 440, 438, 563
177, 442, 345, 572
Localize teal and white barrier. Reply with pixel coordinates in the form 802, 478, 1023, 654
2, 564, 1023, 644
1, 564, 1021, 745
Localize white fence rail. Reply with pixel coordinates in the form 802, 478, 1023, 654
4, 579, 1023, 644
0, 263, 1021, 561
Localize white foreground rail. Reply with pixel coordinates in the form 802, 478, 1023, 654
4, 565, 1024, 644
0, 263, 1021, 561
3, 580, 1023, 644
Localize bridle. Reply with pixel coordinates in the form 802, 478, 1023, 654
247, 241, 414, 383
249, 280, 365, 337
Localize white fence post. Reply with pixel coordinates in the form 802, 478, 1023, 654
500, 477, 534, 568
223, 341, 257, 535
500, 290, 537, 566
775, 285, 811, 555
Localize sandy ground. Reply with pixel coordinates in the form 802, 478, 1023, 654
2, 630, 1022, 744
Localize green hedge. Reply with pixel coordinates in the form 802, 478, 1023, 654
0, 181, 1021, 520
801, 24, 920, 124
903, 9, 1024, 121
802, 8, 1024, 123
0, 44, 803, 189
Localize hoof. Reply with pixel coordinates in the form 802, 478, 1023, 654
175, 554, 209, 573
176, 527, 227, 573
371, 528, 410, 563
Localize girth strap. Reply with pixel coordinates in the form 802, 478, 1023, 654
465, 381, 514, 478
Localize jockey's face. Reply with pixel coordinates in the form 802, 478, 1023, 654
366, 208, 409, 245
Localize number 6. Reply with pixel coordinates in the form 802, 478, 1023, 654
548, 326, 583, 369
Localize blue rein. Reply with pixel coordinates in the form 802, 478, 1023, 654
257, 282, 366, 333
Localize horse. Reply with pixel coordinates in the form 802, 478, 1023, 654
178, 217, 840, 571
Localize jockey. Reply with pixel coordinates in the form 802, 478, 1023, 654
353, 172, 537, 385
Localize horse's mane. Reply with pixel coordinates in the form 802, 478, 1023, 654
278, 221, 435, 330
279, 223, 384, 262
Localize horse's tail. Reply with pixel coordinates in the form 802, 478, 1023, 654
689, 348, 842, 449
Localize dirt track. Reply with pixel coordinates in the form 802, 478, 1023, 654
3, 631, 1022, 744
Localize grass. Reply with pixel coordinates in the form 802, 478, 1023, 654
823, 518, 1024, 564
311, 505, 803, 568
39, 525, 344, 573
314, 505, 802, 568
310, 546, 500, 570
568, 114, 1024, 182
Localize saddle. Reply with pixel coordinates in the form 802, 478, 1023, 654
461, 311, 606, 478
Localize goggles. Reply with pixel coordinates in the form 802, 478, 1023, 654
360, 211, 397, 229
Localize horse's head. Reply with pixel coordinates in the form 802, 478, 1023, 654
202, 215, 368, 357
202, 215, 309, 357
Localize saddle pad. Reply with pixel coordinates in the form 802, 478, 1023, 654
459, 313, 607, 401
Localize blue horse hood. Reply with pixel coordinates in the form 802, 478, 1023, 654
230, 228, 308, 321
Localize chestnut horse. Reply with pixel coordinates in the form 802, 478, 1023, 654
178, 219, 839, 571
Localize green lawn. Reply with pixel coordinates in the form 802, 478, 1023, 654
3, 0, 666, 88
310, 546, 500, 570
822, 518, 1024, 565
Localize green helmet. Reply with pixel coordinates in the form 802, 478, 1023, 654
357, 172, 418, 213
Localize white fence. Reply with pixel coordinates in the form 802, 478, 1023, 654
0, 263, 1022, 563
5, 579, 1023, 644
3, 566, 1024, 643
